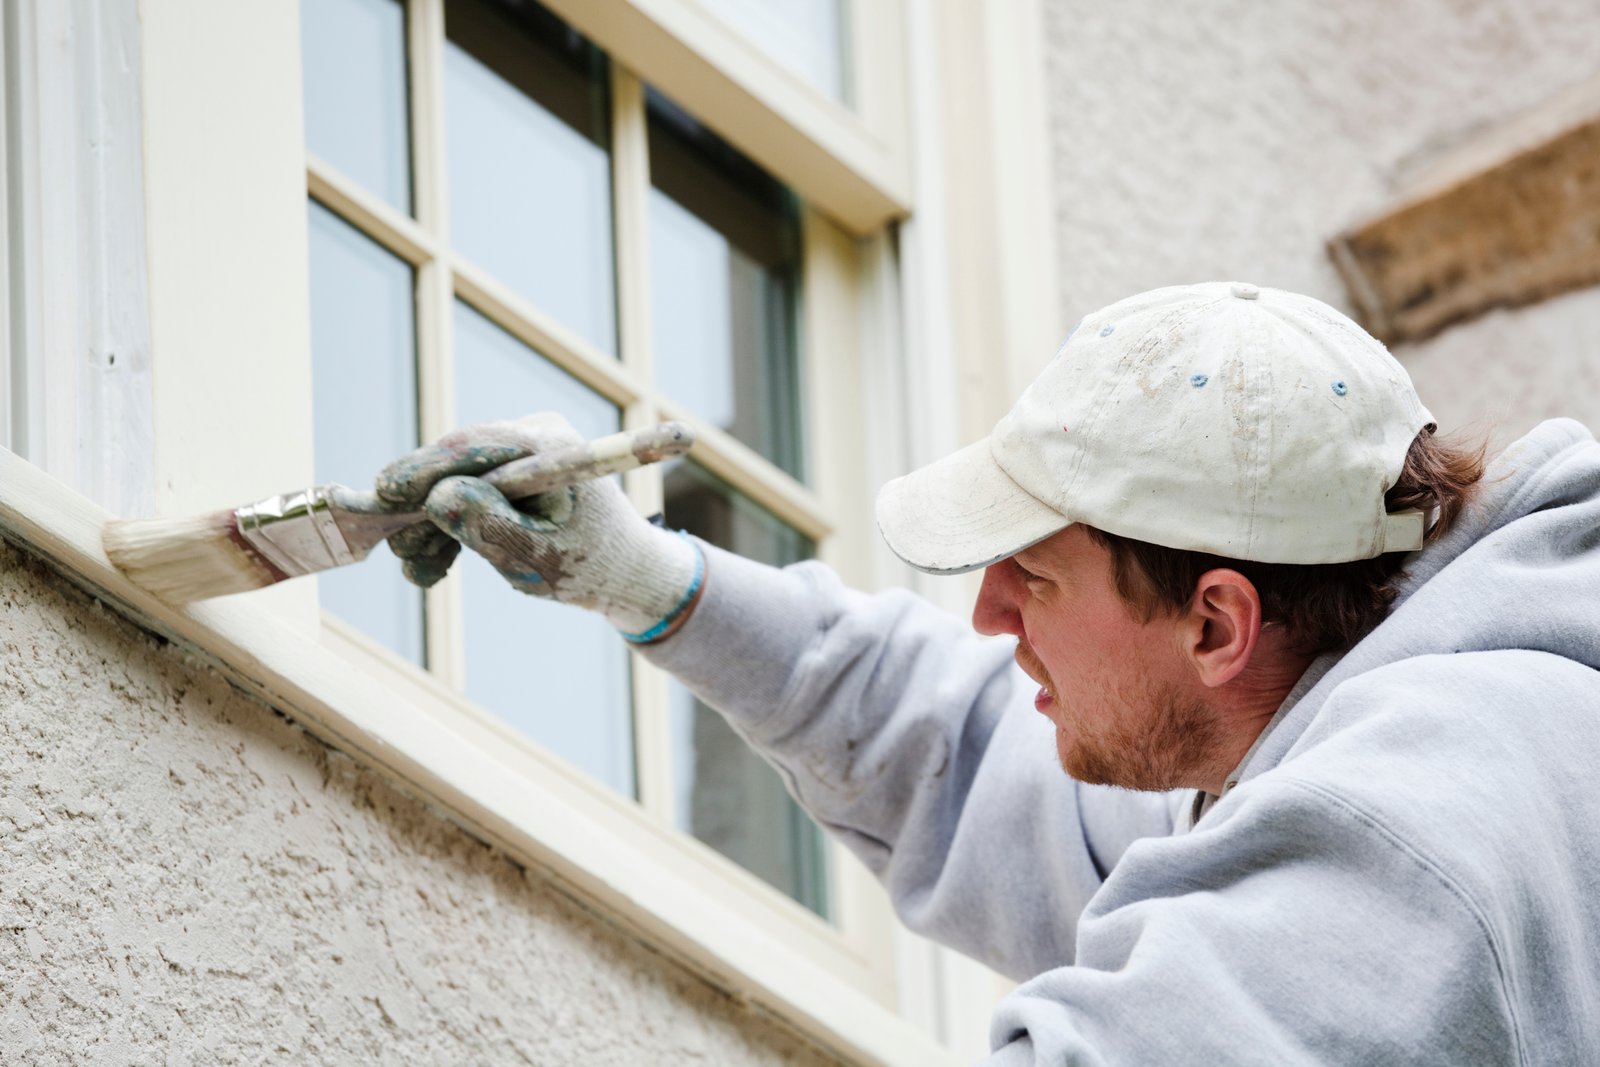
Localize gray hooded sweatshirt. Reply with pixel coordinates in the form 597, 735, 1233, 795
642, 419, 1600, 1065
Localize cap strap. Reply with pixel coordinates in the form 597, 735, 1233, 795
1379, 508, 1426, 553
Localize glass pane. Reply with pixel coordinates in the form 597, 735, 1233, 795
663, 460, 828, 916
648, 90, 804, 480
301, 0, 413, 213
695, 0, 851, 103
307, 200, 424, 664
453, 300, 634, 797
444, 0, 617, 356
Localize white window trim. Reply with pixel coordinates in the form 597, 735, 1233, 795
878, 0, 1066, 1055
2, 0, 155, 518
141, 0, 322, 632
541, 0, 912, 235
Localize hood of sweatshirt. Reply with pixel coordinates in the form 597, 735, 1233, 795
1230, 416, 1600, 792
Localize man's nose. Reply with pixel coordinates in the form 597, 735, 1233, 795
972, 562, 1023, 637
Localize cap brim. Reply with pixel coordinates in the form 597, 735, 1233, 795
875, 437, 1071, 575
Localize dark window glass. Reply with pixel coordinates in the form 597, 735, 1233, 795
664, 460, 828, 916
301, 0, 413, 212
307, 200, 424, 663
445, 0, 618, 356
648, 89, 804, 480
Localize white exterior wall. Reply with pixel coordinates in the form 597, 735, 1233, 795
1037, 0, 1600, 439
0, 539, 841, 1064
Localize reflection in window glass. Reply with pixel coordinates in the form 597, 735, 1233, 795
307, 200, 424, 663
663, 461, 828, 916
301, 0, 412, 213
648, 90, 804, 480
453, 301, 635, 797
696, 0, 851, 103
444, 0, 617, 356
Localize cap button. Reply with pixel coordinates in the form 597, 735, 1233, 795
1230, 282, 1260, 300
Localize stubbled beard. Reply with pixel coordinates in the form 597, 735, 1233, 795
1063, 680, 1218, 792
1020, 643, 1219, 792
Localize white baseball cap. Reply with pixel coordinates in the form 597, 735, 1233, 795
876, 281, 1436, 572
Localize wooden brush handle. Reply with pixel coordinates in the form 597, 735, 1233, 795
330, 422, 695, 557
481, 422, 694, 502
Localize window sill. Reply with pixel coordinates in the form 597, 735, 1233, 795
0, 448, 963, 1067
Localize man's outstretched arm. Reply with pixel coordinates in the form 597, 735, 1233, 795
378, 415, 1175, 978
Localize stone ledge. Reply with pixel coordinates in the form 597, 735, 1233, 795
1329, 76, 1600, 344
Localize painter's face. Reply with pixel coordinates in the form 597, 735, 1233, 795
972, 525, 1217, 792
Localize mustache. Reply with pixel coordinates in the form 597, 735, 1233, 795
1014, 642, 1050, 685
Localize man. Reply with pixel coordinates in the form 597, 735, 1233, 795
378, 282, 1600, 1063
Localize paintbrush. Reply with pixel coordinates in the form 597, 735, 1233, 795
103, 422, 694, 603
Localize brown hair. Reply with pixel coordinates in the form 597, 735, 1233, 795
1083, 429, 1489, 656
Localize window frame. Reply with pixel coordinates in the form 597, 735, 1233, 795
125, 0, 997, 1061
300, 0, 902, 979
301, 0, 907, 1031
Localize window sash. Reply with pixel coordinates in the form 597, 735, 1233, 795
298, 0, 903, 1017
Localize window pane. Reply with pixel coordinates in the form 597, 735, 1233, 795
663, 460, 828, 916
648, 90, 804, 480
301, 0, 412, 213
696, 0, 851, 103
307, 200, 424, 664
444, 0, 617, 356
453, 300, 634, 797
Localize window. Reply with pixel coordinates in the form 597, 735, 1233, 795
301, 0, 836, 916
121, 0, 1065, 1050
126, 0, 970, 1056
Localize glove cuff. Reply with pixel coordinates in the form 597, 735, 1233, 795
618, 533, 705, 644
587, 522, 701, 639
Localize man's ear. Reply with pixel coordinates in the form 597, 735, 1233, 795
1181, 569, 1262, 688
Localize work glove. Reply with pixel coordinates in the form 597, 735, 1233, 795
374, 413, 703, 644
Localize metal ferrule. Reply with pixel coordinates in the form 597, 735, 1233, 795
235, 487, 357, 578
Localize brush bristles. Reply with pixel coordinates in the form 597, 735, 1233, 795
103, 511, 283, 602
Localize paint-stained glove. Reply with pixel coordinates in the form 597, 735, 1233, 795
375, 413, 703, 644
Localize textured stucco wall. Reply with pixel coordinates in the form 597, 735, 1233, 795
0, 540, 842, 1066
1401, 286, 1600, 450
1039, 0, 1600, 438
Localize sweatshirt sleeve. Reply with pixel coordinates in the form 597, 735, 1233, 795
638, 542, 1177, 979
